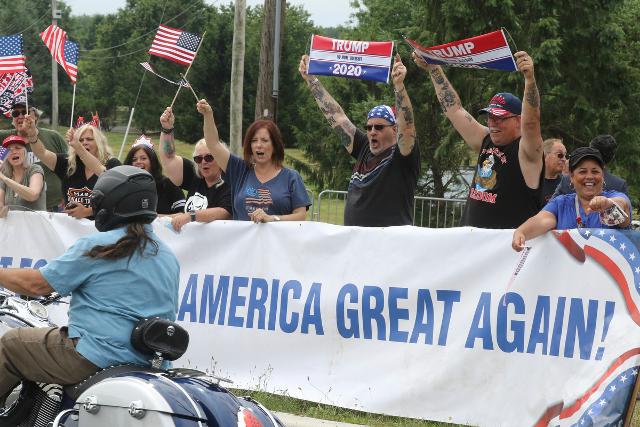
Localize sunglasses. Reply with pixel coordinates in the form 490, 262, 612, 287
555, 152, 567, 159
193, 154, 214, 164
11, 109, 28, 118
365, 124, 394, 132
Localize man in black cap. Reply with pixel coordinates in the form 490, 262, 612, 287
0, 100, 67, 211
551, 134, 628, 198
413, 51, 544, 229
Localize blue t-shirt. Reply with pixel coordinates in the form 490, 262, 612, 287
40, 225, 180, 368
225, 154, 311, 220
543, 191, 631, 229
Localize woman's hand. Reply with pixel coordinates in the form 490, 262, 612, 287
249, 208, 275, 223
65, 128, 76, 144
65, 203, 92, 219
512, 230, 527, 252
171, 212, 192, 232
298, 55, 312, 81
587, 196, 614, 213
196, 99, 213, 116
160, 107, 175, 129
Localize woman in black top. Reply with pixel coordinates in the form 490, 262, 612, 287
23, 121, 120, 219
124, 142, 185, 214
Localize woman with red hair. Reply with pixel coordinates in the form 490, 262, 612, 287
188, 100, 310, 223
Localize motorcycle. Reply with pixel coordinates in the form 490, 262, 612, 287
0, 290, 284, 427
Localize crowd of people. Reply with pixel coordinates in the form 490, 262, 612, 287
0, 50, 634, 241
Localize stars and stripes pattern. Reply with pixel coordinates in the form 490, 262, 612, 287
0, 34, 27, 73
0, 70, 33, 116
535, 228, 640, 425
148, 25, 201, 66
0, 146, 8, 161
40, 25, 79, 84
245, 187, 273, 206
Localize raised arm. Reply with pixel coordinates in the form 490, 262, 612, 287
298, 54, 357, 154
158, 107, 185, 187
412, 53, 488, 152
511, 211, 557, 251
514, 51, 544, 185
67, 129, 106, 176
17, 116, 57, 171
0, 169, 44, 202
196, 100, 230, 172
391, 54, 416, 156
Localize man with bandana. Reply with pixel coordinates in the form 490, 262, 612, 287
299, 54, 420, 227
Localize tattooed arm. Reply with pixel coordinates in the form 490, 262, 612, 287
158, 107, 185, 187
514, 51, 543, 188
391, 54, 416, 156
412, 53, 487, 153
299, 55, 357, 154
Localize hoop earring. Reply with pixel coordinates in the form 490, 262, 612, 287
603, 179, 607, 189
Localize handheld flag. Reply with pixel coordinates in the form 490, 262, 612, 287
406, 30, 517, 72
0, 34, 27, 73
0, 70, 33, 116
40, 25, 79, 83
148, 25, 201, 66
140, 62, 189, 87
307, 35, 394, 83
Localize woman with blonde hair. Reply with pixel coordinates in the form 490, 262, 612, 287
19, 117, 120, 219
0, 135, 46, 216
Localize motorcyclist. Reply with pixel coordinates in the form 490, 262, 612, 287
0, 165, 180, 403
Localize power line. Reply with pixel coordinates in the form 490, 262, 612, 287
15, 10, 50, 34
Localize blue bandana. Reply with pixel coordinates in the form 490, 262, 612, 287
367, 105, 396, 125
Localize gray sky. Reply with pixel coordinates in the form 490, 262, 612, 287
64, 0, 356, 28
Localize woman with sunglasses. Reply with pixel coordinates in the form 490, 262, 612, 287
18, 118, 120, 219
0, 135, 46, 216
158, 110, 232, 232
190, 100, 310, 223
123, 139, 185, 215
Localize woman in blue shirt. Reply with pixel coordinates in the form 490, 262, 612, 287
512, 147, 631, 251
194, 100, 310, 222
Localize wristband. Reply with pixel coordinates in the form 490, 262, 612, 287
190, 212, 196, 222
599, 200, 628, 226
28, 130, 39, 144
394, 86, 406, 94
161, 127, 174, 134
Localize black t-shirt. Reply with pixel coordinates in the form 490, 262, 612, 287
542, 176, 561, 203
54, 154, 121, 206
180, 157, 232, 214
156, 175, 186, 214
344, 130, 421, 227
462, 135, 543, 229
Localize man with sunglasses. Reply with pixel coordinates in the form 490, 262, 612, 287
542, 138, 567, 202
0, 101, 67, 211
413, 51, 544, 229
299, 54, 419, 227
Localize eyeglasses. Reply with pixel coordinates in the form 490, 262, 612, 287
193, 154, 214, 164
365, 124, 394, 132
555, 152, 567, 159
11, 109, 28, 118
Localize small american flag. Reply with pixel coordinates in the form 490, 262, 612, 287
148, 25, 201, 66
0, 146, 8, 161
0, 34, 27, 73
40, 25, 79, 84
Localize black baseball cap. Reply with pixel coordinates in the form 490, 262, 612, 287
568, 147, 604, 171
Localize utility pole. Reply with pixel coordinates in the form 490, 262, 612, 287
229, 0, 246, 155
254, 0, 285, 121
51, 0, 61, 128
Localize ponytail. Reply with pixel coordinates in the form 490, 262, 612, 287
84, 222, 158, 261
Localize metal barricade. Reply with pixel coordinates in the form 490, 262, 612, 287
412, 196, 466, 228
315, 190, 466, 228
316, 190, 347, 225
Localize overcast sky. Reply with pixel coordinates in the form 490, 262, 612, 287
63, 0, 356, 28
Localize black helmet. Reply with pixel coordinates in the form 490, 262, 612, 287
91, 165, 158, 232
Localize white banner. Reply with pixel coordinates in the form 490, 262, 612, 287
1, 211, 640, 426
